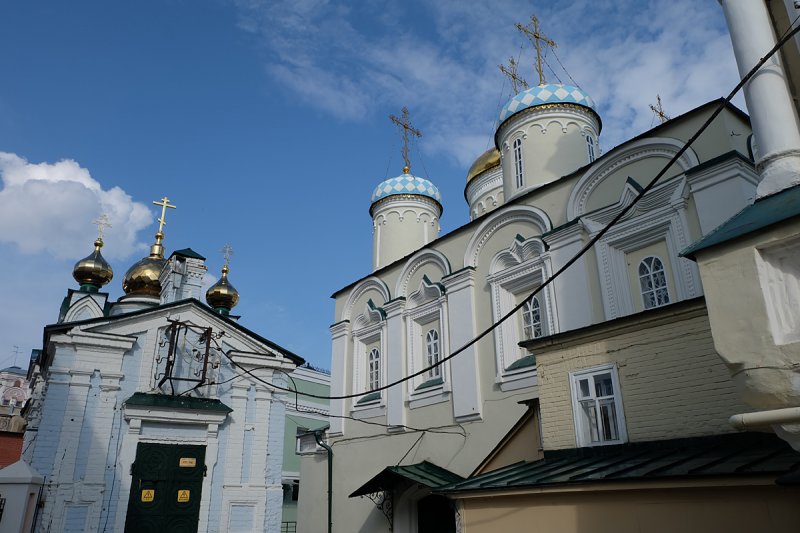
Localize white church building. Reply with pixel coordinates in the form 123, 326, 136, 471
21, 212, 303, 532
295, 59, 800, 529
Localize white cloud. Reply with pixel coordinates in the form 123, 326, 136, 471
0, 152, 152, 260
233, 0, 743, 167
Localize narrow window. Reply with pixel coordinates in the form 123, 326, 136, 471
425, 329, 441, 378
513, 138, 524, 189
639, 256, 670, 309
368, 348, 381, 391
522, 297, 542, 339
571, 365, 626, 446
586, 135, 596, 162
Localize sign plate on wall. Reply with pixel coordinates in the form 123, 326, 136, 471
141, 489, 155, 503
179, 457, 197, 467
177, 490, 190, 503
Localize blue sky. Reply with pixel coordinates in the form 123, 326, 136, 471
0, 0, 742, 369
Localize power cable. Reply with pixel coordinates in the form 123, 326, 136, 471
216, 21, 800, 403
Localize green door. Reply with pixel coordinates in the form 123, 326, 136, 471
124, 443, 206, 533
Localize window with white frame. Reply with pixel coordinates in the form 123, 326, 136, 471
404, 276, 449, 396
488, 237, 554, 389
368, 347, 381, 391
638, 256, 670, 309
521, 296, 543, 340
586, 134, 596, 162
570, 364, 627, 446
513, 138, 524, 189
425, 329, 441, 378
351, 299, 386, 405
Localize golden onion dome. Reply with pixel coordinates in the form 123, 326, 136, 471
466, 147, 501, 183
72, 238, 113, 290
122, 232, 166, 297
206, 265, 239, 314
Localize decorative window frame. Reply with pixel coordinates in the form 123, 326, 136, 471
404, 277, 451, 409
584, 175, 700, 319
569, 363, 628, 447
351, 300, 388, 413
487, 235, 556, 391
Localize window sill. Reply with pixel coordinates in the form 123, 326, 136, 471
497, 362, 538, 392
350, 392, 385, 419
408, 380, 450, 409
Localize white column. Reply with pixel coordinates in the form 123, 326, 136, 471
223, 383, 249, 484
84, 372, 123, 485
384, 299, 406, 430
328, 322, 349, 436
720, 0, 800, 197
546, 224, 593, 331
442, 268, 483, 422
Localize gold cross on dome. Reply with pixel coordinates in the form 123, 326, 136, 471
221, 243, 234, 268
649, 95, 670, 124
389, 106, 422, 173
516, 15, 556, 86
152, 196, 176, 234
93, 213, 112, 240
499, 56, 529, 93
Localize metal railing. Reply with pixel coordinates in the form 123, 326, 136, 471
280, 522, 297, 533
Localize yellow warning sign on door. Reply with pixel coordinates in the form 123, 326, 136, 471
179, 457, 197, 467
141, 489, 155, 502
177, 489, 190, 503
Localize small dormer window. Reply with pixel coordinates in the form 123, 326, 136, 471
586, 134, 596, 162
513, 138, 524, 189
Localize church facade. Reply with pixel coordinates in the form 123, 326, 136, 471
22, 214, 303, 532
305, 73, 800, 531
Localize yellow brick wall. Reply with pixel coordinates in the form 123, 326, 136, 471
533, 300, 750, 450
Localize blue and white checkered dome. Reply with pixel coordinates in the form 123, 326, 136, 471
499, 83, 599, 126
371, 171, 442, 205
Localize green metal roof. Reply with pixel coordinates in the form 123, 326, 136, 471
350, 461, 464, 497
170, 248, 206, 260
438, 433, 800, 494
124, 392, 232, 413
681, 184, 800, 260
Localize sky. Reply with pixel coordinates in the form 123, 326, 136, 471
0, 0, 743, 370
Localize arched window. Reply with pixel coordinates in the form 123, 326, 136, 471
639, 256, 670, 309
586, 135, 596, 162
426, 329, 441, 378
522, 297, 542, 339
368, 348, 381, 391
513, 138, 524, 189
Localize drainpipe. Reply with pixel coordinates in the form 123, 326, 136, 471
314, 430, 333, 533
729, 407, 800, 429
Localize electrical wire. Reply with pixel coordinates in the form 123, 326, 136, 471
214, 21, 800, 404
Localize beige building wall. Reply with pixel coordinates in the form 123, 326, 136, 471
458, 483, 800, 533
695, 217, 800, 410
531, 299, 750, 450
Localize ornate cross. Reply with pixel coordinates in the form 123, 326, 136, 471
221, 243, 234, 268
499, 56, 529, 93
389, 106, 422, 173
649, 95, 670, 124
153, 196, 177, 234
516, 15, 556, 86
93, 213, 112, 240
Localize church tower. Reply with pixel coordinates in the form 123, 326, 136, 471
495, 16, 602, 202
370, 107, 442, 270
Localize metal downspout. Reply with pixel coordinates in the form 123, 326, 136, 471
314, 430, 333, 533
